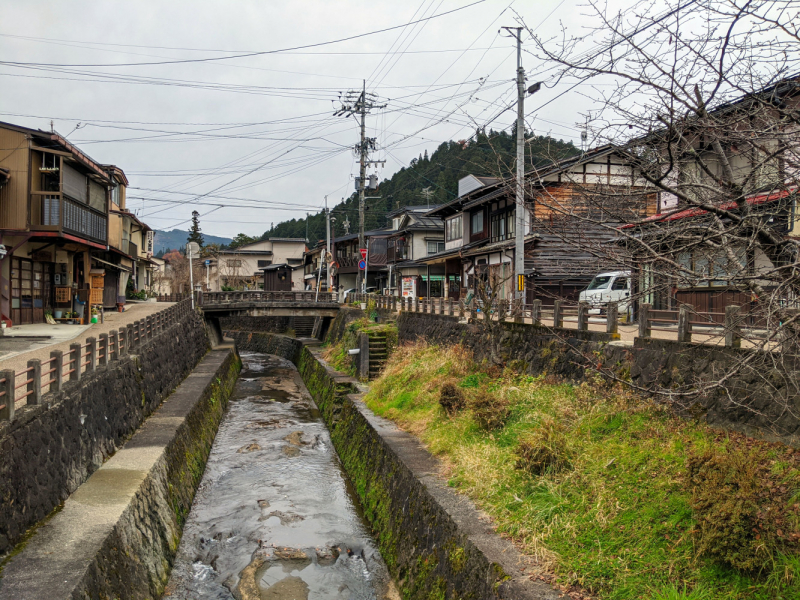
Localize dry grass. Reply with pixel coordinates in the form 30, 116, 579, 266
363, 340, 800, 600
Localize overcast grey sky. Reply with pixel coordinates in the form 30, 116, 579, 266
0, 0, 594, 239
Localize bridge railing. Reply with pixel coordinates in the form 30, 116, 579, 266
201, 290, 337, 305
0, 298, 194, 424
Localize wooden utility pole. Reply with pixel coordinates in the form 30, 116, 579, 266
334, 81, 385, 292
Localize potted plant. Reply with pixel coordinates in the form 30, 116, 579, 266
90, 307, 99, 324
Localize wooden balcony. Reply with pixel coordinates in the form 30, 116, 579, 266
30, 193, 108, 244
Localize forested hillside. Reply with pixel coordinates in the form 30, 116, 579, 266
258, 130, 578, 243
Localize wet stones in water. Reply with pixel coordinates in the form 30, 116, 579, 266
282, 431, 307, 457
246, 417, 290, 430
238, 442, 262, 453
234, 546, 343, 600
260, 576, 309, 600
284, 431, 305, 446
260, 510, 305, 525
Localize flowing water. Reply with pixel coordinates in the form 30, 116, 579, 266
163, 353, 396, 600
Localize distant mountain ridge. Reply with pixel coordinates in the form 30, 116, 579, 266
152, 229, 232, 254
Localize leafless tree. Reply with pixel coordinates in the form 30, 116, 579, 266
472, 266, 516, 365
517, 0, 800, 432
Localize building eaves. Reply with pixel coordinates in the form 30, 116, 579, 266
620, 186, 797, 230
218, 249, 274, 256
416, 238, 491, 264
461, 233, 538, 257
386, 204, 443, 218
524, 144, 622, 182
0, 120, 111, 180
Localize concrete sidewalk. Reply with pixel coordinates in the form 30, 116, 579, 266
1, 302, 175, 381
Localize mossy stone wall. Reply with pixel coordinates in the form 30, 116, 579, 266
0, 310, 210, 555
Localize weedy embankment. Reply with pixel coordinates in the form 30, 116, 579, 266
364, 341, 800, 600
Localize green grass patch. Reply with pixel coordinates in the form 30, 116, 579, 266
363, 341, 800, 599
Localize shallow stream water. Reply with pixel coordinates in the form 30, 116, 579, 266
163, 352, 396, 600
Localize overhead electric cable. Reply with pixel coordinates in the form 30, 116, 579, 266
0, 1, 487, 68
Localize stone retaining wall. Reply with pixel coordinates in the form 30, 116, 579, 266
233, 331, 559, 600
0, 346, 241, 600
0, 310, 210, 556
220, 315, 311, 334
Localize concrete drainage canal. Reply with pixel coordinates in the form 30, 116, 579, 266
163, 352, 398, 600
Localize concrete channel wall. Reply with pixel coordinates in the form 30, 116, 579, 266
0, 309, 210, 556
0, 346, 241, 600
230, 330, 559, 600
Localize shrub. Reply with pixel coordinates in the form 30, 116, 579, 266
686, 444, 800, 572
439, 382, 465, 416
470, 389, 509, 431
515, 417, 573, 475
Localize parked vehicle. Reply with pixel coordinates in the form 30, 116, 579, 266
579, 271, 632, 314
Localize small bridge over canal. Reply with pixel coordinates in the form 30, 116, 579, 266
199, 291, 340, 344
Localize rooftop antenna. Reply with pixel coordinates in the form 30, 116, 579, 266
50, 120, 54, 133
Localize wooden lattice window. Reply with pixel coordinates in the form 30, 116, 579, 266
55, 287, 71, 303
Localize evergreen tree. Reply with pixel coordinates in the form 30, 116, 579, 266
260, 132, 578, 240
187, 210, 204, 248
229, 233, 257, 249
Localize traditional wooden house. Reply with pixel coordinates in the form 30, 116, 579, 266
385, 205, 444, 298
330, 228, 393, 293
210, 238, 306, 291
618, 74, 800, 315
421, 146, 657, 303
0, 121, 116, 324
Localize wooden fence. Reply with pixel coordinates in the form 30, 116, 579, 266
351, 293, 784, 349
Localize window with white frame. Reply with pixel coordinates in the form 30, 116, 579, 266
427, 240, 445, 255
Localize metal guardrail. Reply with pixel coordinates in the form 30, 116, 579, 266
0, 298, 194, 423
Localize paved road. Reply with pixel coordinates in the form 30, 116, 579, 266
3, 302, 175, 409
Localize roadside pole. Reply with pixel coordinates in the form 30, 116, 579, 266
188, 245, 195, 309
363, 239, 370, 294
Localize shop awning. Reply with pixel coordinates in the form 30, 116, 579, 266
91, 256, 132, 272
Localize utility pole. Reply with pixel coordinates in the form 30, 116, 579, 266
305, 212, 309, 244
325, 195, 331, 292
502, 26, 541, 306
334, 81, 385, 292
358, 80, 366, 256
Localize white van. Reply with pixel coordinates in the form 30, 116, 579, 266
579, 271, 632, 313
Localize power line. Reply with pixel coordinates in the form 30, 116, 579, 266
0, 1, 488, 68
